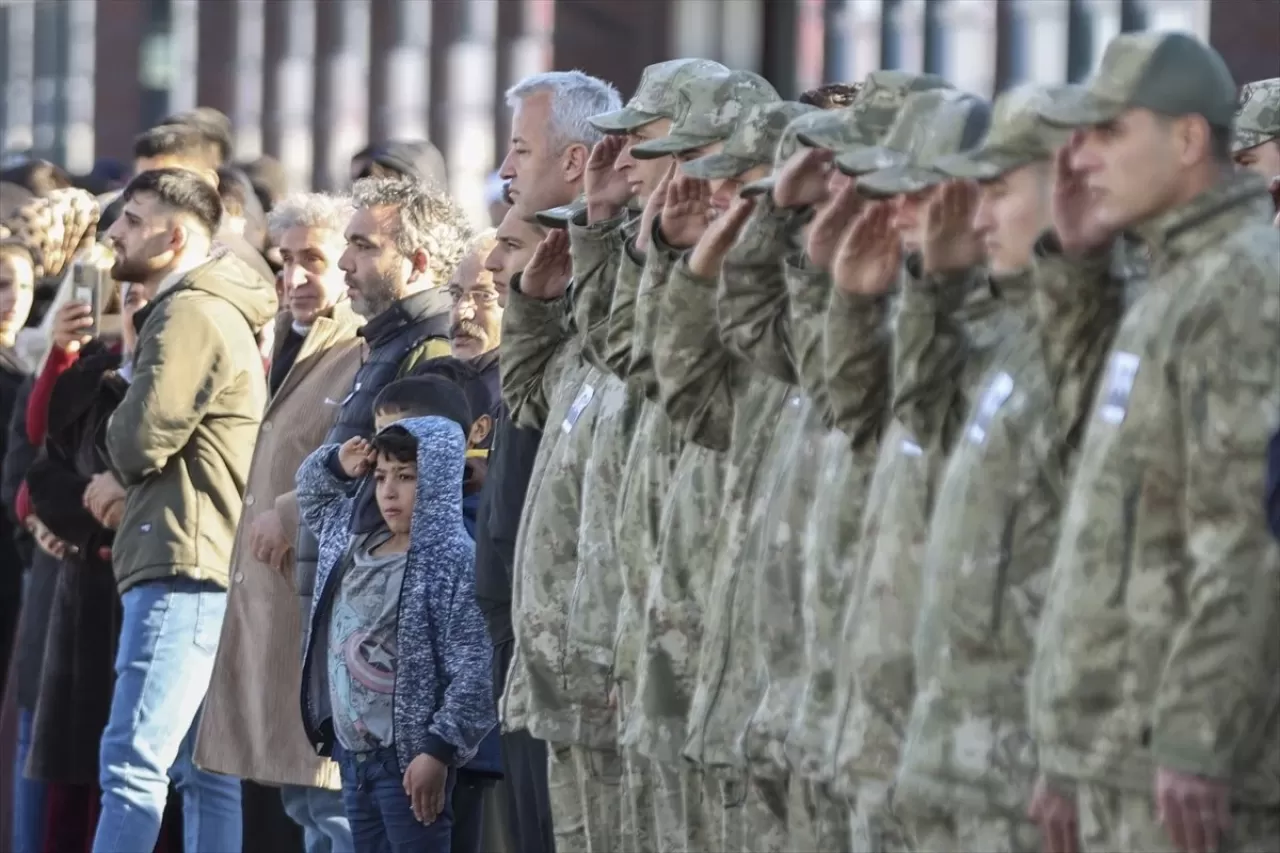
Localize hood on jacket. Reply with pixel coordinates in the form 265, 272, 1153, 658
370, 140, 448, 189
186, 250, 279, 333
388, 415, 469, 541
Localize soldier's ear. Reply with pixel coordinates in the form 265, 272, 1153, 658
562, 143, 590, 184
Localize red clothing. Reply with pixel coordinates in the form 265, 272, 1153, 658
26, 346, 79, 447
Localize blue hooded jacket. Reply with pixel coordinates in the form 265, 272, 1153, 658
296, 416, 496, 771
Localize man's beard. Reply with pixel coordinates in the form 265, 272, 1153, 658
349, 271, 401, 319
111, 254, 152, 284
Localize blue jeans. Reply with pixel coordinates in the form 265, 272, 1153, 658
335, 745, 455, 853
92, 577, 242, 853
12, 708, 49, 853
281, 785, 354, 853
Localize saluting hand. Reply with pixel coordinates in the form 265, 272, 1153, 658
636, 162, 675, 255
688, 196, 756, 279
337, 437, 376, 479
520, 229, 573, 300
1052, 133, 1116, 257
773, 148, 833, 210
1156, 766, 1233, 853
585, 135, 632, 224
832, 201, 901, 297
921, 179, 984, 275
805, 174, 864, 271
658, 173, 714, 250
1028, 773, 1079, 853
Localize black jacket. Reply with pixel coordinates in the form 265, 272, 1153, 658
472, 405, 541, 648
1267, 427, 1280, 543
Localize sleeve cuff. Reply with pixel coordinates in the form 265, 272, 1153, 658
422, 734, 460, 766
324, 447, 357, 482
1150, 734, 1233, 782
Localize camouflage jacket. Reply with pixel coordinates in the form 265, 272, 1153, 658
896, 256, 1124, 814
561, 215, 649, 747
653, 207, 802, 768
741, 253, 836, 780
1030, 175, 1280, 805
499, 278, 612, 746
825, 275, 1010, 793
784, 259, 888, 781
615, 231, 688, 744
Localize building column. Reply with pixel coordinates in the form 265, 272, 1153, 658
196, 0, 237, 120
369, 0, 431, 146
168, 0, 199, 115
232, 0, 266, 160
1208, 0, 1280, 85
31, 0, 69, 164
445, 0, 498, 224
842, 0, 886, 82
932, 0, 998, 97
64, 0, 96, 172
553, 0, 670, 102
495, 0, 553, 157
313, 0, 369, 190
2, 0, 36, 155
263, 0, 315, 192
92, 0, 143, 161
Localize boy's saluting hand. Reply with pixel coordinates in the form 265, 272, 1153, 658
337, 437, 377, 479
404, 753, 448, 824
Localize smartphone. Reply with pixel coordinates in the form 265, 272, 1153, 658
72, 262, 104, 339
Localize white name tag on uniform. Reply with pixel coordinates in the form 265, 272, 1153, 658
967, 371, 1015, 445
562, 384, 595, 434
901, 438, 923, 457
1097, 351, 1140, 425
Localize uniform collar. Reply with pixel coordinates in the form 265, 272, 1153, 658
1131, 171, 1272, 263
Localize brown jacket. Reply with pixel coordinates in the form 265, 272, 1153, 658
194, 304, 362, 788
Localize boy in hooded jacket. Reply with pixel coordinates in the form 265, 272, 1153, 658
296, 379, 495, 853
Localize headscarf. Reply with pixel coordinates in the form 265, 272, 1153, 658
0, 187, 101, 281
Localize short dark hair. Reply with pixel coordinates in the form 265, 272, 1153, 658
122, 168, 223, 238
372, 376, 473, 435
133, 124, 221, 172
216, 167, 248, 219
371, 425, 418, 464
412, 356, 496, 433
160, 107, 234, 164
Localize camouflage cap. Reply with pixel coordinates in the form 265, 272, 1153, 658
681, 101, 819, 180
630, 70, 782, 159
796, 70, 953, 153
534, 196, 587, 229
1232, 77, 1280, 153
933, 83, 1071, 181
738, 111, 817, 197
849, 90, 992, 197
590, 58, 729, 133
1037, 31, 1237, 130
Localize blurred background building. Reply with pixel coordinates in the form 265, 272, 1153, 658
1, 0, 1277, 225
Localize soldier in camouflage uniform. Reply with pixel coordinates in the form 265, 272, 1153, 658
882, 83, 1131, 853
1232, 77, 1280, 185
808, 88, 995, 853
561, 56, 728, 853
646, 99, 819, 853
622, 69, 782, 852
1028, 32, 1280, 853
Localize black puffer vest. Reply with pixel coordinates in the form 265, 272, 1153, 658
294, 288, 452, 605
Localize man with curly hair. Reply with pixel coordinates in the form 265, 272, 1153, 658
293, 176, 475, 644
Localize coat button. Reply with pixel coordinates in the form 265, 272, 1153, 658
234, 571, 245, 583
262, 421, 273, 432
245, 494, 256, 507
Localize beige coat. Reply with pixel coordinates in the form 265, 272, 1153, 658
194, 305, 363, 788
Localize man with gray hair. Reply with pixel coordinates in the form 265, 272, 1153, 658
498, 70, 622, 219
474, 69, 618, 853
195, 192, 366, 853
293, 176, 473, 700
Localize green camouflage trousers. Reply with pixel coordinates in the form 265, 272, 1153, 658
548, 744, 623, 853
1077, 784, 1280, 853
748, 775, 791, 853
616, 684, 656, 852
847, 781, 911, 853
789, 778, 851, 852
900, 805, 1039, 852
653, 761, 711, 851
